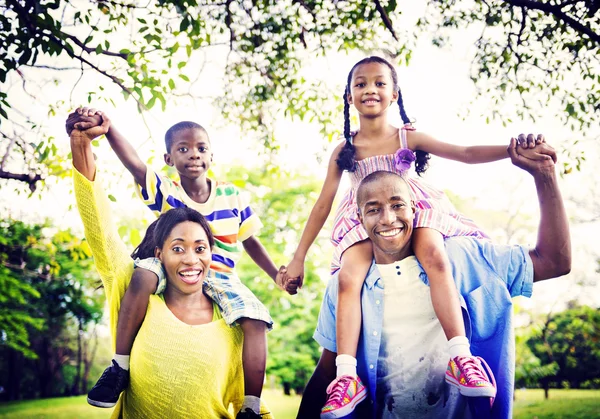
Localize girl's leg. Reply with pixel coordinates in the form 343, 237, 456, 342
412, 228, 465, 341
413, 228, 496, 398
238, 318, 268, 417
337, 240, 373, 360
88, 269, 158, 407
321, 241, 371, 418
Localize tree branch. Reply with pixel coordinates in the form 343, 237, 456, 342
504, 0, 600, 45
373, 0, 398, 41
0, 170, 43, 192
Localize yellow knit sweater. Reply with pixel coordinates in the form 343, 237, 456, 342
73, 168, 272, 418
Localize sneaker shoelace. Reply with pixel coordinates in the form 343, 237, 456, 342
456, 356, 497, 406
456, 356, 489, 384
96, 361, 127, 391
325, 375, 353, 404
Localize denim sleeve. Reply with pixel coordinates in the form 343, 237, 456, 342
445, 237, 534, 298
313, 276, 338, 353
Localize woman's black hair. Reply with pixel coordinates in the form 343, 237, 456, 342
336, 56, 430, 175
164, 121, 208, 153
131, 207, 214, 260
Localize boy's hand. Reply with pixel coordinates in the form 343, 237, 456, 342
275, 266, 300, 295
65, 107, 106, 136
285, 258, 305, 290
70, 111, 110, 143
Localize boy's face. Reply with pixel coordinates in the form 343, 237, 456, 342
164, 128, 212, 180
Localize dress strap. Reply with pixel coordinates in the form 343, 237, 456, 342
399, 123, 415, 149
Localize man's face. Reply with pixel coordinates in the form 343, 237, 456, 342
358, 175, 415, 264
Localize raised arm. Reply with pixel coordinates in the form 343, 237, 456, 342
70, 123, 134, 301
66, 108, 147, 186
507, 137, 571, 282
285, 143, 344, 284
407, 130, 546, 164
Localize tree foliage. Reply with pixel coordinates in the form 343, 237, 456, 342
419, 1, 599, 130
227, 165, 329, 393
526, 305, 600, 396
1, 0, 598, 192
0, 218, 104, 400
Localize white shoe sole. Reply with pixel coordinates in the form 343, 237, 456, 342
87, 397, 117, 408
320, 388, 368, 419
445, 376, 496, 398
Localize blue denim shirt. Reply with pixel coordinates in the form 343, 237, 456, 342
314, 237, 534, 419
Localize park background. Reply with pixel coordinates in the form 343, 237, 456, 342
0, 1, 599, 418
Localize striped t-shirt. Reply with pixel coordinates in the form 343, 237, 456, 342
136, 166, 262, 274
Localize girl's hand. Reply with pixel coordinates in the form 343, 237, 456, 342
285, 258, 305, 290
514, 134, 557, 163
275, 266, 301, 295
516, 133, 545, 149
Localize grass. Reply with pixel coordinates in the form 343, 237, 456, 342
513, 389, 600, 419
1, 389, 598, 418
0, 388, 301, 419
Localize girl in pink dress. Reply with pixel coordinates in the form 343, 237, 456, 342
284, 56, 545, 419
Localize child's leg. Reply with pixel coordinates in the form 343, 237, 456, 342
320, 241, 371, 418
238, 318, 268, 416
115, 269, 158, 357
336, 240, 373, 362
412, 228, 465, 341
87, 267, 159, 408
413, 228, 496, 398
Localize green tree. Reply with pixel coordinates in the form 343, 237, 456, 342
527, 305, 600, 398
2, 1, 598, 192
226, 165, 329, 394
0, 218, 104, 401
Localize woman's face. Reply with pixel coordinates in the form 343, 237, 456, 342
155, 221, 212, 294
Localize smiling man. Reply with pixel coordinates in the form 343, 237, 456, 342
298, 138, 571, 419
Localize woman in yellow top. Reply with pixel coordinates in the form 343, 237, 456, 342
70, 120, 272, 418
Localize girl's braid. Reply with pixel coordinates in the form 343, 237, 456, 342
336, 87, 357, 171
397, 90, 430, 175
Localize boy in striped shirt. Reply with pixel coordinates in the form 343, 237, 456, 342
67, 108, 296, 419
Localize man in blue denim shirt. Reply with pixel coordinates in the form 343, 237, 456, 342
298, 137, 571, 419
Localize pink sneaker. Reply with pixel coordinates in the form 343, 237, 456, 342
320, 375, 367, 419
445, 356, 497, 399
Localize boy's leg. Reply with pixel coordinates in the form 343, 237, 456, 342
238, 318, 268, 416
202, 273, 273, 418
413, 228, 496, 399
115, 269, 159, 357
88, 266, 160, 408
321, 240, 371, 419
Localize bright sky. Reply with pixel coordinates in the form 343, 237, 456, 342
1, 7, 599, 313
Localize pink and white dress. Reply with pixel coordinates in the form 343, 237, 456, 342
330, 126, 488, 273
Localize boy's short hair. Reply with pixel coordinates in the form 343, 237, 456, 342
165, 121, 208, 152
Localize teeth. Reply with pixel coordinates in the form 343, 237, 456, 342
180, 270, 201, 276
379, 228, 401, 237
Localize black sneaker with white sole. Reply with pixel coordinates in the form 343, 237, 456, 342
87, 360, 129, 408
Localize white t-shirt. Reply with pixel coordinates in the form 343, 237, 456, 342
375, 257, 470, 418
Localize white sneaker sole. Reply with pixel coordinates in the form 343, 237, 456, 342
87, 397, 117, 408
320, 388, 368, 419
445, 375, 496, 398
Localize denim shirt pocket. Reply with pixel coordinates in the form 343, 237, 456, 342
464, 282, 511, 342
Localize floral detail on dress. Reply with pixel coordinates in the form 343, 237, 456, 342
394, 148, 416, 172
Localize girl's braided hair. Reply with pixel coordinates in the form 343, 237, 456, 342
336, 56, 430, 175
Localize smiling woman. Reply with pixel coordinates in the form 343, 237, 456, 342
69, 124, 272, 417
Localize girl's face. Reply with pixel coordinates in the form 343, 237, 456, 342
164, 128, 213, 180
155, 221, 212, 294
348, 62, 398, 117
